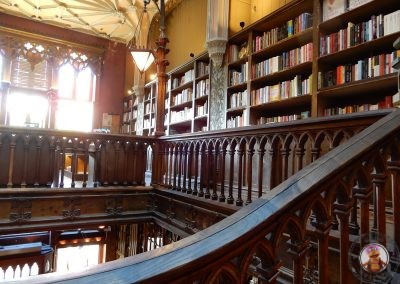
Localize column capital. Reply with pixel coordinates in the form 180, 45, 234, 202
206, 39, 227, 68
132, 85, 145, 102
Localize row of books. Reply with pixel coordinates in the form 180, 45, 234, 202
170, 107, 193, 124
227, 114, 245, 128
318, 52, 397, 88
256, 111, 311, 125
195, 101, 208, 117
320, 10, 400, 56
229, 62, 248, 86
172, 69, 195, 89
121, 120, 138, 133
196, 79, 210, 98
171, 88, 193, 106
196, 61, 210, 77
143, 118, 155, 129
227, 42, 248, 63
323, 96, 393, 116
123, 97, 137, 109
144, 102, 154, 115
253, 12, 313, 53
322, 0, 373, 21
122, 109, 137, 122
229, 90, 248, 109
250, 75, 311, 105
253, 43, 313, 78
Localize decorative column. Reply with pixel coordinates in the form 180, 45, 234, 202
154, 0, 168, 136
206, 0, 229, 131
334, 202, 352, 283
206, 0, 229, 68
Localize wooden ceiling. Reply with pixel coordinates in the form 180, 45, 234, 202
0, 0, 182, 43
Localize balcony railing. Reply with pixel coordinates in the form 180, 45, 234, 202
0, 127, 155, 188
153, 110, 390, 206
22, 109, 400, 283
0, 109, 398, 283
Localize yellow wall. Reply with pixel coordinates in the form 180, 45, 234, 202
250, 0, 294, 23
229, 0, 251, 35
143, 0, 295, 81
164, 0, 207, 72
229, 0, 294, 34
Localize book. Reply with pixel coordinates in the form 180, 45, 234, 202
348, 0, 372, 10
322, 0, 347, 21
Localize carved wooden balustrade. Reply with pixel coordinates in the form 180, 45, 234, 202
28, 108, 400, 283
0, 127, 154, 188
152, 110, 391, 206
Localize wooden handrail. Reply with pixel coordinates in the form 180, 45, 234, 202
19, 109, 400, 283
153, 110, 392, 205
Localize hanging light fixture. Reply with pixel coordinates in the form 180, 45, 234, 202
129, 0, 155, 74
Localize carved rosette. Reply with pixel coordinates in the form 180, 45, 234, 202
206, 39, 227, 68
106, 196, 123, 216
10, 198, 32, 223
62, 198, 81, 221
184, 205, 197, 230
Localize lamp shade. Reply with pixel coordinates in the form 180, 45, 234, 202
130, 48, 155, 73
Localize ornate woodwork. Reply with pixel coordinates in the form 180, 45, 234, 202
25, 108, 400, 284
0, 109, 398, 283
155, 110, 390, 206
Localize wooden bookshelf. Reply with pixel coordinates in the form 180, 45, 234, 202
317, 0, 400, 116
165, 52, 210, 135
143, 81, 157, 136
144, 0, 399, 134
121, 94, 137, 134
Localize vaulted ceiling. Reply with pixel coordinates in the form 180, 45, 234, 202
0, 0, 182, 43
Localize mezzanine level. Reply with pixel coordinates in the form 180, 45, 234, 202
1, 109, 399, 283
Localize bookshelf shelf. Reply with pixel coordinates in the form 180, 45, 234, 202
171, 81, 193, 93
252, 28, 313, 60
319, 0, 399, 33
251, 61, 312, 87
251, 94, 311, 112
318, 32, 400, 66
169, 119, 192, 127
318, 73, 398, 98
170, 100, 193, 110
227, 106, 247, 115
195, 94, 208, 103
195, 73, 209, 82
164, 52, 210, 135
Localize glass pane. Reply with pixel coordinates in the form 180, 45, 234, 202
58, 64, 75, 99
76, 67, 93, 101
4, 266, 14, 280
56, 245, 99, 273
30, 263, 39, 276
55, 100, 93, 132
7, 92, 48, 128
21, 264, 30, 278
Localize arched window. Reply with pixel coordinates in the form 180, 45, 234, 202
55, 64, 96, 132
6, 56, 50, 127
